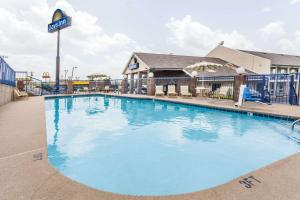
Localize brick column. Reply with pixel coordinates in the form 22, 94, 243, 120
121, 78, 128, 94
137, 72, 142, 94
129, 74, 134, 94
190, 77, 197, 97
147, 77, 155, 96
233, 74, 246, 101
67, 80, 73, 94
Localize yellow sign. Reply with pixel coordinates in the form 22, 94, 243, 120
42, 72, 50, 78
52, 10, 64, 22
73, 81, 89, 85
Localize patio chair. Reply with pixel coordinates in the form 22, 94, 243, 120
104, 85, 110, 93
219, 86, 230, 99
243, 87, 263, 102
114, 85, 122, 94
14, 88, 28, 99
83, 87, 89, 93
180, 85, 192, 98
155, 85, 164, 96
196, 86, 210, 97
209, 88, 220, 98
167, 85, 177, 97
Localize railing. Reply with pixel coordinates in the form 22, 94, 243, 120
0, 57, 16, 87
292, 119, 300, 130
39, 73, 300, 105
246, 73, 299, 105
197, 76, 234, 99
16, 71, 43, 96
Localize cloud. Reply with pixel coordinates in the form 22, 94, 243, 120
290, 0, 300, 4
257, 22, 300, 55
262, 7, 271, 13
0, 0, 143, 79
165, 15, 254, 55
258, 21, 285, 40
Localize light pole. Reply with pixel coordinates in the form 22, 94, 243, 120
71, 66, 78, 81
64, 69, 68, 84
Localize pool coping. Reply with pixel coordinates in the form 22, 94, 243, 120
1, 95, 300, 199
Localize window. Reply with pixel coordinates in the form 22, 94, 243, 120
271, 68, 277, 74
279, 68, 287, 74
290, 68, 298, 74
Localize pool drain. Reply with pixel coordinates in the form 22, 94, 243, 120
33, 152, 43, 161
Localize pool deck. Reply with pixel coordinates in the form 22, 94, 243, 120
1, 95, 300, 199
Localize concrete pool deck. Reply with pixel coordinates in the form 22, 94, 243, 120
1, 95, 300, 199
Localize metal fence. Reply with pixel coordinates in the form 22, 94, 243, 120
245, 74, 300, 105
16, 71, 43, 95
0, 57, 16, 87
196, 76, 234, 99
38, 73, 300, 105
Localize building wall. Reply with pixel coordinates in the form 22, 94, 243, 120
154, 70, 188, 77
271, 66, 299, 74
207, 45, 271, 74
0, 84, 14, 106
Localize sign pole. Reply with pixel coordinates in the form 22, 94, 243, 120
55, 29, 60, 92
48, 9, 71, 93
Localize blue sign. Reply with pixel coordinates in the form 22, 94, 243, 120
48, 16, 71, 33
48, 9, 72, 33
129, 63, 139, 70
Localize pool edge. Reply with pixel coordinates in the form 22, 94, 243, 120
1, 96, 300, 199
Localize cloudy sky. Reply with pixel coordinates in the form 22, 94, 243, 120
1, 0, 300, 79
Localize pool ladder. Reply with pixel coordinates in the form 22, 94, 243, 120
292, 119, 300, 130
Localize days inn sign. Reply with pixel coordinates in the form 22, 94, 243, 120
48, 9, 72, 33
48, 9, 72, 91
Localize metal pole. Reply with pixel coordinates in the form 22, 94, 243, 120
64, 69, 68, 85
55, 29, 60, 92
71, 66, 77, 81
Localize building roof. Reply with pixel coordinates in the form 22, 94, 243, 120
134, 52, 229, 70
241, 50, 300, 66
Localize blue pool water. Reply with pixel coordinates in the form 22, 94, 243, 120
45, 95, 300, 196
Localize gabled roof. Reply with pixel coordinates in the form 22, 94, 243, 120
240, 50, 300, 66
134, 52, 229, 70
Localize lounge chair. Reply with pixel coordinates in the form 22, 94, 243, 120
155, 85, 164, 96
243, 87, 263, 102
104, 85, 110, 93
83, 87, 89, 93
14, 88, 28, 99
115, 85, 122, 94
209, 86, 232, 99
180, 85, 192, 98
219, 86, 232, 99
167, 85, 177, 97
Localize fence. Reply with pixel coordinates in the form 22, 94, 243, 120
246, 73, 299, 105
16, 71, 43, 96
0, 57, 16, 87
39, 73, 300, 105
196, 76, 234, 99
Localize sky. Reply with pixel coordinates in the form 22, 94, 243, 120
1, 0, 300, 79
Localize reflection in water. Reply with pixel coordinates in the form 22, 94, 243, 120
48, 98, 67, 169
182, 128, 218, 142
66, 97, 73, 114
104, 96, 109, 109
85, 96, 109, 115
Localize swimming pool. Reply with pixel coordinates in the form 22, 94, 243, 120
45, 95, 300, 196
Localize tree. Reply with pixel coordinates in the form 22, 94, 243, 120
86, 73, 110, 81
